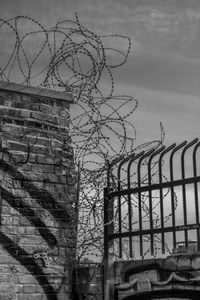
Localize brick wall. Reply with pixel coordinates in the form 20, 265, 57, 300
0, 82, 77, 300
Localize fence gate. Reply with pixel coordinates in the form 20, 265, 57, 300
104, 138, 200, 300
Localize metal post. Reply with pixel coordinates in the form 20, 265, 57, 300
104, 187, 114, 300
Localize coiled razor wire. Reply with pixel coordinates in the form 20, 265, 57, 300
0, 15, 171, 262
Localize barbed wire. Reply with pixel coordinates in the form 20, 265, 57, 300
0, 15, 168, 262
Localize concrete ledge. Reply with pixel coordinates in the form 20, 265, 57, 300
0, 81, 73, 102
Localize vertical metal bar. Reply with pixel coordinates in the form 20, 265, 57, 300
137, 158, 143, 258
104, 187, 109, 260
0, 189, 2, 227
181, 150, 187, 248
127, 151, 144, 257
169, 141, 187, 251
117, 164, 122, 258
158, 144, 176, 254
106, 160, 111, 189
104, 188, 114, 300
193, 142, 200, 251
104, 160, 112, 257
148, 146, 165, 256
74, 161, 81, 255
117, 154, 134, 258
0, 150, 6, 227
181, 138, 198, 249
137, 148, 155, 258
104, 187, 114, 263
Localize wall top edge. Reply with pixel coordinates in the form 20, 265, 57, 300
0, 81, 73, 103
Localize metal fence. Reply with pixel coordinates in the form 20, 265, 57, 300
104, 138, 200, 260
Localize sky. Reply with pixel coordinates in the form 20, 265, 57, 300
0, 0, 199, 146
1, 0, 200, 257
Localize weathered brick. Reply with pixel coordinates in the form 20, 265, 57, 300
1, 216, 12, 226
13, 226, 26, 235
0, 274, 11, 283
1, 206, 10, 214
0, 83, 77, 300
18, 294, 44, 300
23, 284, 36, 294
13, 216, 21, 226
0, 284, 12, 293
0, 294, 18, 300
25, 227, 36, 235
19, 236, 43, 246
18, 275, 37, 285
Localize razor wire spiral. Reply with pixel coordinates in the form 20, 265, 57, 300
0, 15, 169, 262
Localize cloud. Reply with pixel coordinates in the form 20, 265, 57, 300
112, 82, 200, 146
112, 54, 200, 97
0, 0, 199, 146
2, 0, 200, 60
